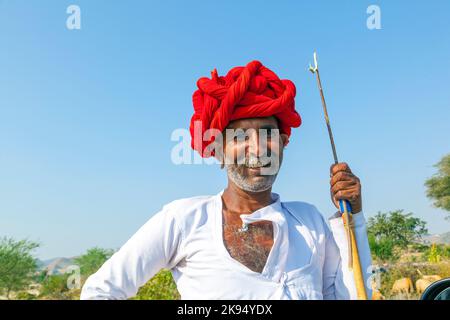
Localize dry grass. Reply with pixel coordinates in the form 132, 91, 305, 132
375, 261, 450, 300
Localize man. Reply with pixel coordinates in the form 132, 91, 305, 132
80, 60, 372, 300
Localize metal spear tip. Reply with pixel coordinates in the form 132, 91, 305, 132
309, 51, 318, 73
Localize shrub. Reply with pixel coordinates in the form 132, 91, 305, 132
132, 269, 180, 300
16, 291, 38, 300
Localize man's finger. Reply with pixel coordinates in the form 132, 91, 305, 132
331, 181, 358, 195
330, 171, 355, 187
330, 162, 351, 176
334, 189, 359, 201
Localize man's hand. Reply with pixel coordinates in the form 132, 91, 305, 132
330, 162, 362, 213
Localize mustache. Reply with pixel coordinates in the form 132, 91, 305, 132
226, 153, 279, 168
244, 154, 271, 168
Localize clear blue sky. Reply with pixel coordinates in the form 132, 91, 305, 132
0, 1, 449, 260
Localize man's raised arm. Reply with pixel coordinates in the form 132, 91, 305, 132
322, 162, 373, 299
322, 211, 373, 300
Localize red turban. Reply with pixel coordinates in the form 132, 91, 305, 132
189, 60, 301, 158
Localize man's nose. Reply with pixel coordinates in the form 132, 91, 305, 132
247, 130, 264, 157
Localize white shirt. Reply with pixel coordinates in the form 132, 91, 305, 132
80, 190, 373, 300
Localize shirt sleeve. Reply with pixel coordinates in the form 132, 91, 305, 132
322, 211, 373, 300
79, 204, 184, 300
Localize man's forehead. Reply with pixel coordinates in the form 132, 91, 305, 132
226, 116, 279, 130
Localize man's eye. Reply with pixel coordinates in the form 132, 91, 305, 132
261, 129, 272, 139
234, 133, 246, 141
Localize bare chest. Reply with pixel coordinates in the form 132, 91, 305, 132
222, 211, 274, 273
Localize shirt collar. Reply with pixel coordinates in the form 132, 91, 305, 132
217, 189, 285, 225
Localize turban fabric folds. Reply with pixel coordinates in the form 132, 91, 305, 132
189, 60, 301, 158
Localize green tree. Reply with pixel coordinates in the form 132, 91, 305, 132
73, 247, 114, 277
368, 234, 397, 262
368, 210, 428, 248
367, 210, 428, 261
0, 237, 40, 299
425, 154, 450, 219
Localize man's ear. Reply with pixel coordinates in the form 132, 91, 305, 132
281, 133, 289, 148
212, 145, 225, 169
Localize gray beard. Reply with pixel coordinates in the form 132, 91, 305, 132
226, 165, 279, 192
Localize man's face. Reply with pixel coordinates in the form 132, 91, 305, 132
220, 116, 288, 192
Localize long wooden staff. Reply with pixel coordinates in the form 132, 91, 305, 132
309, 51, 368, 300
